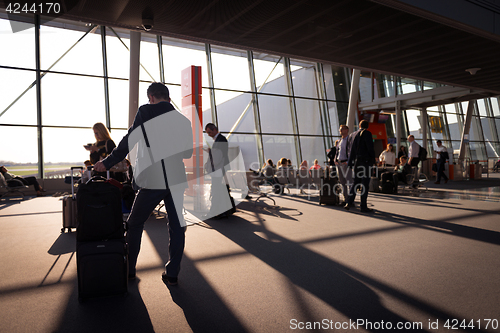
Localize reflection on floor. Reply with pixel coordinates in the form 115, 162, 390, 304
403, 186, 500, 202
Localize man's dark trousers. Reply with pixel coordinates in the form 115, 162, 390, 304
127, 188, 185, 278
436, 159, 448, 182
346, 164, 371, 210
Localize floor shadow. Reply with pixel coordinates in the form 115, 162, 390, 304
0, 197, 33, 210
203, 213, 489, 333
55, 278, 154, 333
144, 220, 250, 333
48, 232, 77, 255
372, 209, 500, 246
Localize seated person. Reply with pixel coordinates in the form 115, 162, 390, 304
0, 165, 45, 196
391, 156, 412, 193
309, 159, 322, 170
277, 157, 288, 169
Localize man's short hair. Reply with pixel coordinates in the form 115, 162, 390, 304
205, 123, 218, 131
147, 82, 170, 100
437, 140, 442, 144
339, 125, 349, 131
359, 120, 369, 129
400, 155, 408, 160
408, 135, 415, 139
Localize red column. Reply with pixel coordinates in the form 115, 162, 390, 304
181, 66, 203, 195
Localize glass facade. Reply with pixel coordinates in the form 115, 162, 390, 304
1, 13, 499, 179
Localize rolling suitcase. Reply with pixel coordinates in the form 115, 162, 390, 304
77, 239, 128, 300
319, 177, 340, 205
76, 172, 128, 300
61, 166, 83, 233
76, 173, 125, 242
369, 177, 380, 192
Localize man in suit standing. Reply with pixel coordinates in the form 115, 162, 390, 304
94, 82, 193, 285
334, 125, 352, 204
344, 120, 376, 213
205, 123, 233, 219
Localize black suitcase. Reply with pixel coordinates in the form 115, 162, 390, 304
381, 180, 395, 194
76, 173, 128, 300
76, 175, 125, 242
369, 177, 380, 192
77, 239, 128, 300
319, 178, 340, 205
61, 166, 83, 233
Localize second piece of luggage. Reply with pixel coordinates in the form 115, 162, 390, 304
319, 176, 340, 206
76, 174, 128, 301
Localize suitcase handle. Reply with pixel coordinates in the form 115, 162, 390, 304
70, 166, 84, 197
87, 176, 107, 183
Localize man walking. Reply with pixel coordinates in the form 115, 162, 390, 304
204, 123, 233, 219
344, 120, 375, 213
434, 140, 449, 184
94, 82, 193, 285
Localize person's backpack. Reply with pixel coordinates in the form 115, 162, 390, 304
418, 145, 427, 161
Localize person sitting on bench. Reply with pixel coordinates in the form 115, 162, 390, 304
0, 166, 46, 196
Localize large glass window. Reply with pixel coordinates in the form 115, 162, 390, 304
258, 95, 294, 134
262, 135, 298, 167
162, 40, 208, 87
445, 112, 462, 141
139, 34, 160, 82
0, 126, 38, 172
108, 78, 129, 129
405, 109, 423, 139
0, 68, 37, 126
295, 97, 322, 135
41, 73, 106, 127
299, 136, 327, 167
252, 54, 287, 95
0, 17, 36, 69
227, 134, 260, 170
289, 60, 319, 99
214, 91, 256, 134
211, 46, 250, 92
105, 29, 130, 79
40, 23, 103, 76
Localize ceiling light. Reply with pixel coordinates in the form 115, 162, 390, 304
465, 68, 481, 75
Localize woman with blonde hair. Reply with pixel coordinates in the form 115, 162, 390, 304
379, 143, 396, 167
85, 122, 116, 164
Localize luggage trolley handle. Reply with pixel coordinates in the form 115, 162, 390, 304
70, 166, 84, 198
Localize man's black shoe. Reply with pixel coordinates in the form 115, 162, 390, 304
360, 208, 374, 213
162, 272, 178, 286
344, 203, 354, 211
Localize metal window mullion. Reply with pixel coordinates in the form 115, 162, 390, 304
247, 50, 264, 167
486, 98, 500, 144
101, 26, 111, 130
205, 44, 217, 127
157, 35, 165, 83
35, 15, 44, 178
316, 63, 330, 152
284, 58, 301, 165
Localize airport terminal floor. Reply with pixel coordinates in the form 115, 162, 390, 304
1, 176, 500, 333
